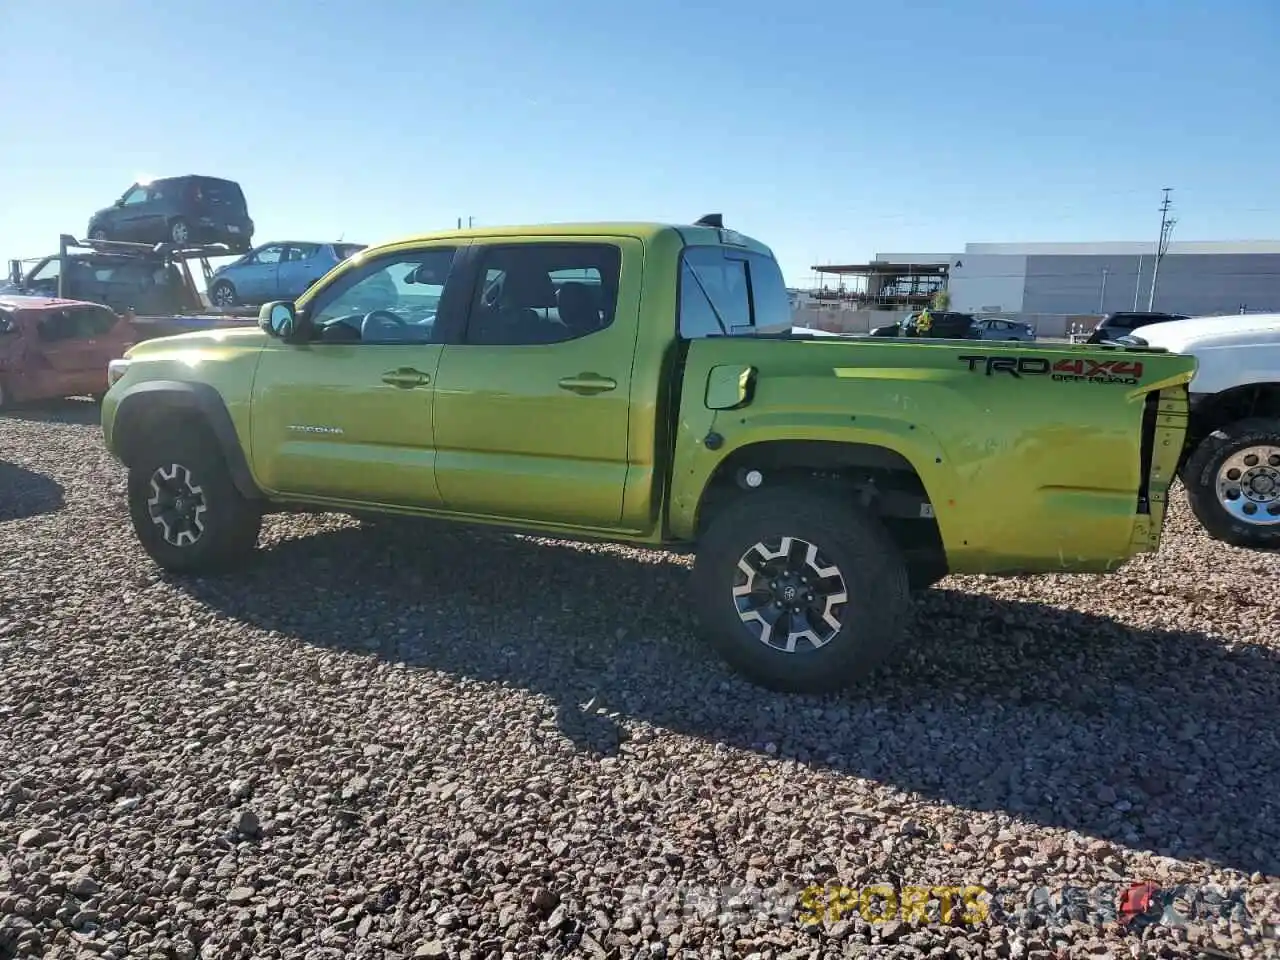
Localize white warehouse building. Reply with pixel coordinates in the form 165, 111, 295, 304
879, 239, 1280, 334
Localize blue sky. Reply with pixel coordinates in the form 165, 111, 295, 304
2, 0, 1277, 287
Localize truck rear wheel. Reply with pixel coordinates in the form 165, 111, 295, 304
126, 429, 263, 573
692, 488, 912, 693
1183, 417, 1280, 549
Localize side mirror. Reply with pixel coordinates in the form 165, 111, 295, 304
6, 259, 21, 287
260, 300, 298, 339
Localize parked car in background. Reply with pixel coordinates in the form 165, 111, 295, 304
0, 295, 136, 407
971, 316, 1036, 341
1086, 310, 1189, 344
87, 175, 255, 252
900, 311, 979, 338
207, 241, 367, 307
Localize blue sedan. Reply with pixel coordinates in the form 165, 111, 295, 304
206, 241, 366, 308
970, 316, 1037, 341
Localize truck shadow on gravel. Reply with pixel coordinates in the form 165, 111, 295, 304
0, 461, 65, 521
179, 522, 1280, 878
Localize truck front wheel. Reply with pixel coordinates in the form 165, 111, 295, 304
1183, 417, 1280, 549
126, 429, 263, 573
692, 488, 912, 693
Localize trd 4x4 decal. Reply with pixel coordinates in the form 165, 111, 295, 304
958, 355, 1143, 385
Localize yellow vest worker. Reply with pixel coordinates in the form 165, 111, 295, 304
916, 309, 933, 335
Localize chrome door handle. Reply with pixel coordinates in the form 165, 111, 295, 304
558, 373, 617, 395
381, 367, 431, 388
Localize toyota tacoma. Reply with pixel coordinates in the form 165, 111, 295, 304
101, 216, 1198, 692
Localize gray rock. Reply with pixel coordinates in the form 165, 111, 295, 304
17, 827, 56, 849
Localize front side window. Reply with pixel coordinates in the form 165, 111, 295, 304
307, 247, 457, 344
253, 245, 284, 265
121, 186, 149, 206
28, 259, 59, 284
464, 243, 621, 346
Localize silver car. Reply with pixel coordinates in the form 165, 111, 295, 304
971, 317, 1036, 341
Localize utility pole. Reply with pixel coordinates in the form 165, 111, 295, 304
1147, 188, 1177, 311
1097, 267, 1109, 312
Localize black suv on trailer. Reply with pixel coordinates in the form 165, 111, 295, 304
87, 175, 254, 252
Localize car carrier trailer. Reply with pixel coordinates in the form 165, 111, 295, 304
5, 234, 259, 340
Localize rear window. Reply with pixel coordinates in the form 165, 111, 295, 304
678, 246, 792, 338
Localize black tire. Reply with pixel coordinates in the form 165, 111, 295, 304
691, 487, 913, 693
169, 217, 191, 245
1182, 417, 1280, 549
209, 280, 238, 308
126, 426, 262, 573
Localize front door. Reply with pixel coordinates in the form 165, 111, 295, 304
431, 238, 638, 529
248, 243, 463, 508
114, 184, 157, 240
236, 244, 284, 303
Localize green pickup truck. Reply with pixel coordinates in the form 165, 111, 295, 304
101, 217, 1197, 692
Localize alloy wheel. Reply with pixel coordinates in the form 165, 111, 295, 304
146, 463, 208, 546
732, 536, 849, 653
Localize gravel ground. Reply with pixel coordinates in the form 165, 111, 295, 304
2, 401, 1279, 960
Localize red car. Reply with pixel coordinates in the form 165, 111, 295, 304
0, 295, 137, 407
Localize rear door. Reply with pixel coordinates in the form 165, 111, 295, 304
431, 237, 640, 528
278, 243, 324, 298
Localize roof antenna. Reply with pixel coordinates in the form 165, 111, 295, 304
694, 213, 723, 228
